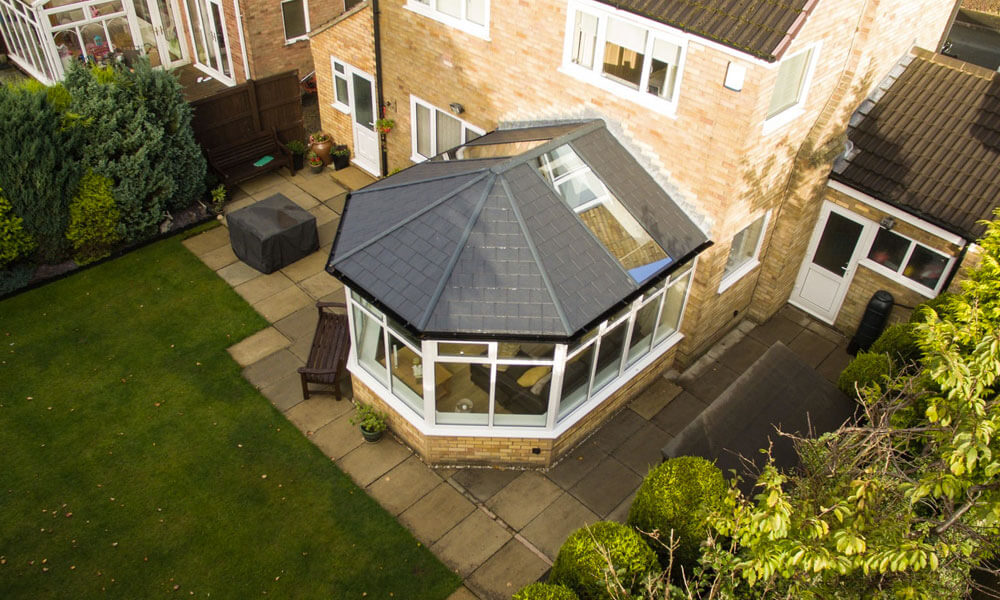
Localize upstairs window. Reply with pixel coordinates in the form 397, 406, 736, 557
564, 2, 686, 113
281, 0, 309, 42
764, 45, 818, 130
407, 0, 489, 39
719, 212, 770, 292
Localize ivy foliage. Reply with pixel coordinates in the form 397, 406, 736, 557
66, 172, 121, 265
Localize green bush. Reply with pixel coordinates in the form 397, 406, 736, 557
550, 521, 659, 600
627, 456, 727, 571
512, 582, 580, 600
837, 351, 892, 399
869, 322, 920, 364
0, 262, 35, 297
66, 172, 121, 264
909, 293, 956, 324
0, 187, 35, 268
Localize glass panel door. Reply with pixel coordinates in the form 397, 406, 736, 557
185, 0, 231, 80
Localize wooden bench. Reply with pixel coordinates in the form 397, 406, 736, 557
298, 301, 351, 400
205, 128, 291, 187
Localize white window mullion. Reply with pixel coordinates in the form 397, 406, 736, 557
637, 34, 654, 94
897, 243, 917, 276
593, 14, 607, 76
547, 344, 568, 429
422, 340, 435, 427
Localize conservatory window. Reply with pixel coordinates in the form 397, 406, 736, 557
388, 332, 424, 416
352, 303, 388, 387
559, 331, 598, 419
592, 318, 628, 393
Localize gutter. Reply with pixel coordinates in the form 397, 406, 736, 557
372, 0, 387, 176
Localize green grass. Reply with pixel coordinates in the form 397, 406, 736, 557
0, 235, 460, 598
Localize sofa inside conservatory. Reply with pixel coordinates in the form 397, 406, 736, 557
329, 120, 710, 466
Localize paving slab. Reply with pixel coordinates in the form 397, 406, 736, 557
521, 492, 600, 560
651, 391, 707, 436
281, 249, 331, 283
612, 421, 673, 477
310, 413, 364, 460
227, 327, 291, 367
283, 396, 351, 434
234, 271, 295, 305
432, 509, 512, 577
181, 226, 230, 256
273, 305, 319, 343
680, 361, 740, 404
299, 271, 343, 300
399, 482, 477, 545
318, 220, 339, 247
296, 170, 347, 200
367, 455, 443, 515
330, 165, 377, 190
253, 284, 313, 323
451, 468, 522, 502
287, 333, 315, 364
630, 376, 682, 419
259, 371, 306, 412
337, 435, 412, 487
325, 191, 348, 214
806, 320, 846, 345
607, 489, 637, 524
467, 539, 550, 600
816, 346, 853, 384
447, 586, 481, 600
198, 242, 238, 270
243, 348, 303, 390
716, 335, 769, 375
309, 204, 338, 226
223, 195, 255, 215
238, 172, 287, 196
590, 409, 646, 453
485, 471, 563, 531
546, 440, 607, 491
568, 455, 641, 518
216, 261, 262, 287
748, 313, 804, 347
787, 328, 837, 369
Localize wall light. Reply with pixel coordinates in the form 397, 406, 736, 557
880, 216, 896, 230
449, 102, 464, 115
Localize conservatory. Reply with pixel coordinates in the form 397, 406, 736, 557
0, 0, 231, 84
329, 120, 710, 466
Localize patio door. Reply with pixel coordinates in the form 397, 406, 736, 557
348, 69, 380, 176
184, 0, 234, 83
789, 203, 870, 324
131, 0, 186, 69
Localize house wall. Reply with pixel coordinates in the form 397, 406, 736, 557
239, 0, 345, 81
350, 341, 677, 467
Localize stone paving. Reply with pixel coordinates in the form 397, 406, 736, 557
183, 167, 854, 600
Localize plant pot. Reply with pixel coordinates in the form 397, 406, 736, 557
292, 154, 304, 171
309, 163, 324, 174
332, 154, 350, 170
360, 426, 384, 443
309, 136, 333, 165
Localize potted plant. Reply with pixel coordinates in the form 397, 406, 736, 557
210, 184, 226, 218
331, 145, 351, 170
286, 139, 307, 171
376, 118, 395, 135
350, 403, 387, 442
307, 151, 324, 174
308, 131, 333, 164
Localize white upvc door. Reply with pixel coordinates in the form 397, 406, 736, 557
347, 67, 381, 176
184, 0, 234, 84
128, 0, 188, 69
789, 202, 872, 324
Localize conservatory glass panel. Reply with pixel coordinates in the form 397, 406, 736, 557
627, 298, 660, 365
107, 16, 133, 52
655, 266, 692, 343
592, 320, 627, 392
388, 333, 424, 416
434, 360, 489, 425
493, 357, 551, 427
353, 305, 388, 386
559, 337, 596, 420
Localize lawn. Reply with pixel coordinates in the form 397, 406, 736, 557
0, 231, 460, 598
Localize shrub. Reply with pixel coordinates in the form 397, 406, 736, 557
908, 293, 956, 324
0, 187, 35, 269
869, 322, 919, 364
627, 456, 727, 571
0, 262, 35, 297
65, 172, 121, 264
512, 582, 579, 600
550, 521, 659, 600
837, 351, 892, 399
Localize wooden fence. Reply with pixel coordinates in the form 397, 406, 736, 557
189, 70, 305, 151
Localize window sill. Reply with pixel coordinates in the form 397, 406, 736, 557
558, 64, 679, 118
332, 103, 350, 114
717, 259, 759, 294
410, 154, 430, 164
283, 35, 309, 45
762, 105, 805, 135
403, 3, 490, 41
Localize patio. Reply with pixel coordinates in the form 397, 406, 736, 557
183, 166, 853, 600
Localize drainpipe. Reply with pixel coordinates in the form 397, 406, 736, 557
372, 0, 387, 176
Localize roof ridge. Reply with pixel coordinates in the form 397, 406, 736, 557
416, 173, 497, 330
499, 175, 572, 335
330, 172, 490, 265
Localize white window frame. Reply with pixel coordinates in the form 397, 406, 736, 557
330, 57, 351, 114
281, 0, 310, 43
762, 43, 820, 135
859, 230, 955, 298
560, 0, 687, 117
409, 95, 485, 162
404, 0, 489, 40
718, 210, 771, 293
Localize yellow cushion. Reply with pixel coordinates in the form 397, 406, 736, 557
517, 366, 551, 387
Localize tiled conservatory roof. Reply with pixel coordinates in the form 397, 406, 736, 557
328, 120, 709, 339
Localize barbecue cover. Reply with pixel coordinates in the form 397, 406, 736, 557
227, 194, 319, 274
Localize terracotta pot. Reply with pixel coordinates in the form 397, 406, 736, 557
309, 135, 333, 165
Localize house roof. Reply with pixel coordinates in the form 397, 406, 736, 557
328, 120, 709, 339
596, 0, 815, 61
831, 50, 1000, 241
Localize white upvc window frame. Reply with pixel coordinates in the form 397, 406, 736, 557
560, 0, 687, 117
762, 42, 820, 135
330, 57, 351, 114
718, 210, 771, 293
409, 95, 485, 162
404, 0, 490, 40
281, 0, 310, 43
859, 229, 955, 298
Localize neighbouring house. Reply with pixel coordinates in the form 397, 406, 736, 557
305, 0, 959, 467
0, 0, 346, 86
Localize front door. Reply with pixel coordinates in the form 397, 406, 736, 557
184, 0, 234, 83
789, 203, 870, 324
348, 69, 381, 176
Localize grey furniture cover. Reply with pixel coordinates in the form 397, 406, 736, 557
227, 194, 318, 274
662, 342, 857, 491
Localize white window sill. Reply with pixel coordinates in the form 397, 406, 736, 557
858, 259, 940, 298
284, 35, 309, 45
558, 64, 679, 118
718, 259, 760, 293
762, 105, 805, 135
411, 154, 430, 163
403, 3, 490, 40
332, 103, 350, 114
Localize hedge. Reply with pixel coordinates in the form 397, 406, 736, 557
550, 521, 659, 600
837, 351, 892, 400
512, 582, 580, 600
